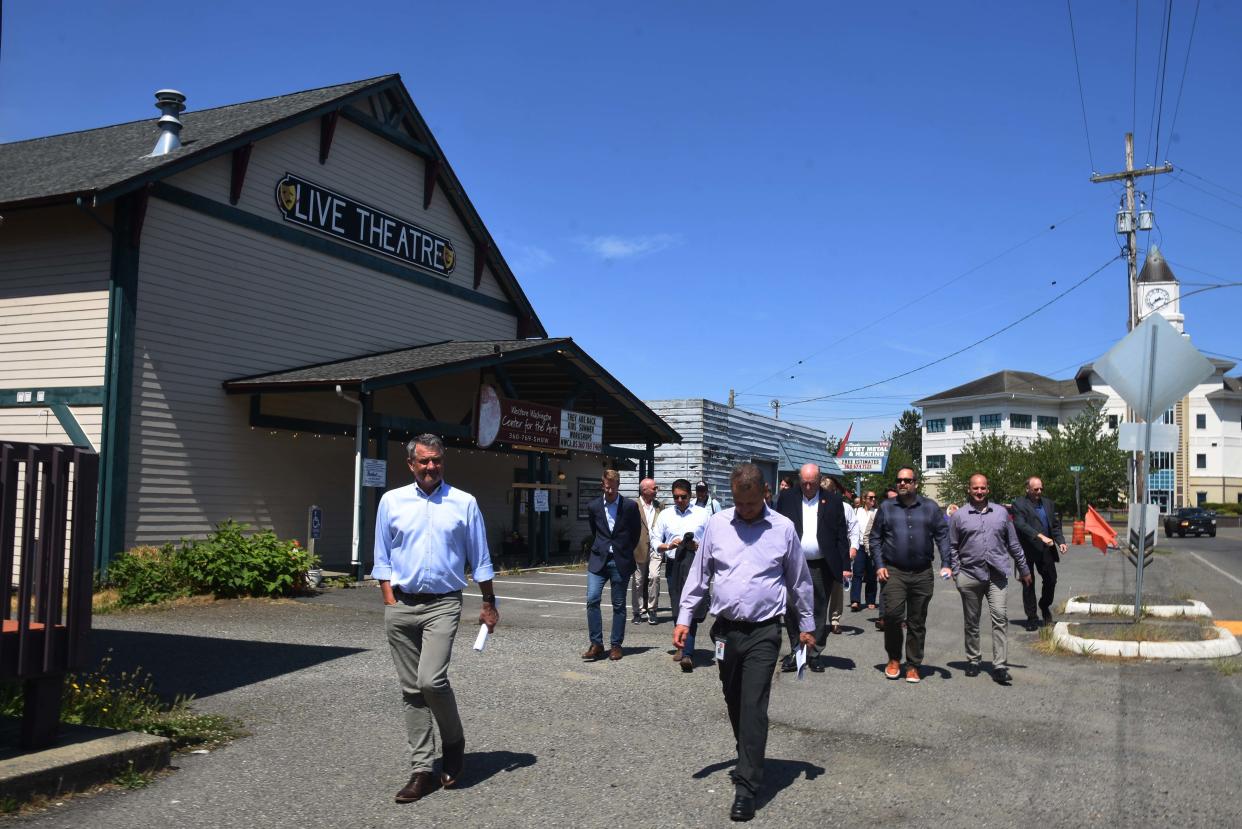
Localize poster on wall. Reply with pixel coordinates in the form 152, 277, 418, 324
476, 384, 605, 453
577, 477, 600, 520
533, 489, 549, 513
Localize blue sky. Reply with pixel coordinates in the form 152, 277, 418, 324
3, 1, 1239, 439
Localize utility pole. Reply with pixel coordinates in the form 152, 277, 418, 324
1090, 133, 1173, 512
728, 388, 735, 408
770, 399, 780, 420
1089, 133, 1173, 333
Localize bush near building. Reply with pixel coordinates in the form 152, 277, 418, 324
107, 520, 318, 607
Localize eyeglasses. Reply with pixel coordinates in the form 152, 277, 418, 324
896, 477, 915, 484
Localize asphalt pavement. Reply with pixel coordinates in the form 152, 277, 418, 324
9, 538, 1242, 828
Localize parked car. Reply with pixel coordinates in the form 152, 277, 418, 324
1163, 508, 1217, 538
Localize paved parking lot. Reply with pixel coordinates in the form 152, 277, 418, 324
10, 540, 1242, 828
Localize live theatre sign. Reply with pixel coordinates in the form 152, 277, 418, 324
276, 173, 456, 276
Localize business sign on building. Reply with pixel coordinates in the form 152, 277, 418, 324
837, 440, 891, 474
276, 173, 456, 276
476, 385, 603, 453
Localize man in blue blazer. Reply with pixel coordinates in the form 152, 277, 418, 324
582, 469, 642, 661
775, 463, 851, 672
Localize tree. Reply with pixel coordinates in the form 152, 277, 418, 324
939, 433, 1031, 507
890, 409, 922, 467
1027, 402, 1127, 518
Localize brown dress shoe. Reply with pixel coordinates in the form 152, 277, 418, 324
679, 656, 693, 672
440, 739, 464, 787
609, 645, 623, 661
672, 648, 683, 661
582, 644, 605, 661
395, 771, 438, 803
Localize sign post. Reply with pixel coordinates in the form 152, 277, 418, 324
1092, 313, 1215, 617
1068, 465, 1083, 519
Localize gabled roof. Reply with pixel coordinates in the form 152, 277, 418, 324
224, 338, 681, 446
0, 74, 545, 335
0, 77, 391, 208
913, 370, 1084, 406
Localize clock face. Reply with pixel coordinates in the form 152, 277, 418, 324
1145, 287, 1171, 310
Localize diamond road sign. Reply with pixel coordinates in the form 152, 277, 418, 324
1093, 313, 1215, 423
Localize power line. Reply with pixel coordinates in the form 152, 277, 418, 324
1132, 0, 1139, 138
1066, 0, 1096, 172
782, 255, 1121, 408
1144, 0, 1173, 168
1176, 166, 1242, 202
1161, 198, 1242, 236
1162, 0, 1201, 159
736, 207, 1089, 395
1149, 0, 1176, 213
1167, 174, 1242, 213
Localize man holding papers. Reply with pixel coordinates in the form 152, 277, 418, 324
675, 463, 814, 823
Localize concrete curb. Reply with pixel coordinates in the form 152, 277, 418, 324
0, 724, 171, 802
1064, 596, 1212, 618
1052, 621, 1242, 659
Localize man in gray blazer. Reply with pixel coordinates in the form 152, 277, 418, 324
1009, 476, 1067, 631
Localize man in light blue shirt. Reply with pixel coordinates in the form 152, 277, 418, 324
372, 434, 498, 804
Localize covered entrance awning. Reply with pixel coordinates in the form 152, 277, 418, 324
223, 338, 679, 573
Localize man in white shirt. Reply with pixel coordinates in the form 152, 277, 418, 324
850, 491, 880, 612
652, 478, 711, 671
822, 475, 859, 634
630, 478, 663, 625
694, 480, 722, 515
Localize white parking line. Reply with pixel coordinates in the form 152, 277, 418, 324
538, 572, 587, 578
492, 580, 591, 588
463, 592, 585, 606
1187, 551, 1242, 589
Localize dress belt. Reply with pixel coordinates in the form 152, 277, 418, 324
393, 587, 459, 601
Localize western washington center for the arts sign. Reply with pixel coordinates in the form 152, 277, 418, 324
475, 385, 603, 454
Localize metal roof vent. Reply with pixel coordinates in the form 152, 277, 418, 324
147, 89, 187, 157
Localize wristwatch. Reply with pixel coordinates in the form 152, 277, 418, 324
481, 594, 497, 607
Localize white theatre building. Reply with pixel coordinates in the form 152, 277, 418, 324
914, 247, 1242, 510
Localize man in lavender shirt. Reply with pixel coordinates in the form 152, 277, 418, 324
675, 464, 815, 823
949, 474, 1032, 685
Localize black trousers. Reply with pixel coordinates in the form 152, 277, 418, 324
1022, 552, 1058, 619
881, 565, 934, 665
785, 558, 827, 658
711, 616, 782, 797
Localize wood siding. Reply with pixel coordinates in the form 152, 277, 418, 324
124, 118, 520, 553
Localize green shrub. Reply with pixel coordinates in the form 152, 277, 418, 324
108, 545, 189, 607
179, 520, 317, 599
1201, 503, 1241, 516
106, 521, 317, 606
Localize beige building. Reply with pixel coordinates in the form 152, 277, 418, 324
0, 76, 676, 574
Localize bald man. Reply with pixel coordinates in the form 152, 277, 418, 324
630, 478, 663, 624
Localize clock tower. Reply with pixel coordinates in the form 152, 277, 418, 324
1136, 244, 1183, 333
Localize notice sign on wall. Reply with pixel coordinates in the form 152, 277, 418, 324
276, 173, 456, 277
363, 458, 388, 487
476, 385, 605, 453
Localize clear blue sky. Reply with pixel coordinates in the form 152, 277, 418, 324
3, 2, 1239, 439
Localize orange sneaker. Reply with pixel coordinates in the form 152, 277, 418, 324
884, 659, 901, 679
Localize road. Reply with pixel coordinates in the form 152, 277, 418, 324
9, 543, 1242, 828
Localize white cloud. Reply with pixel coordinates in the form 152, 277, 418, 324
576, 233, 681, 261
508, 244, 555, 274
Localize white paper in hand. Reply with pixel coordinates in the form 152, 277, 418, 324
795, 644, 808, 681
473, 623, 489, 652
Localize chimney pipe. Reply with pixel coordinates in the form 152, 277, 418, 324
148, 89, 187, 157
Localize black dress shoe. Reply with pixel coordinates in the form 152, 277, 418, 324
993, 668, 1012, 685
779, 655, 797, 673
1042, 608, 1054, 625
1025, 618, 1040, 632
964, 663, 980, 677
730, 793, 756, 822
809, 657, 825, 673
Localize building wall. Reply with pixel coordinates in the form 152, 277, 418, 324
122, 110, 519, 554
0, 206, 111, 447
921, 398, 1077, 480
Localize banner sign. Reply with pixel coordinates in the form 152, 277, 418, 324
836, 440, 891, 474
276, 173, 456, 277
476, 385, 604, 453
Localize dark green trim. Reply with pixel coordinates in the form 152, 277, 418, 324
150, 182, 516, 316
92, 77, 401, 206
359, 341, 565, 393
404, 383, 436, 421
96, 195, 143, 575
370, 413, 470, 439
0, 386, 105, 407
48, 404, 93, 449
339, 106, 434, 159
248, 406, 468, 440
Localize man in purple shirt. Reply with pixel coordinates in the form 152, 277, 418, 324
675, 463, 815, 823
949, 474, 1032, 685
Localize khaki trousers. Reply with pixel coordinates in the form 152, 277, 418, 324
631, 553, 663, 618
384, 592, 463, 772
956, 572, 1010, 669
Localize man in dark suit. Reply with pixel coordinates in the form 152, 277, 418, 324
776, 463, 850, 672
1010, 475, 1068, 631
582, 468, 642, 661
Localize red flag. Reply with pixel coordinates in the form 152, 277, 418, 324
835, 423, 853, 457
1084, 505, 1116, 554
